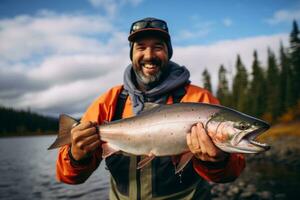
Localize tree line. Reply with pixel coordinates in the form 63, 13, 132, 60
202, 20, 300, 123
0, 106, 58, 135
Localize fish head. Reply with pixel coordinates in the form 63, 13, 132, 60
206, 107, 270, 154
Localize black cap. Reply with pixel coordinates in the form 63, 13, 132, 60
128, 17, 173, 60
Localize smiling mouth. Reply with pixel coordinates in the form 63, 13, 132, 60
143, 63, 158, 69
141, 63, 160, 75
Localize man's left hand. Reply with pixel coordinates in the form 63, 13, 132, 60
186, 122, 229, 162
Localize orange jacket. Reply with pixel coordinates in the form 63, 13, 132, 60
56, 84, 245, 184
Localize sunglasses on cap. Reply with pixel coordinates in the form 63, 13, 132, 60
130, 18, 169, 34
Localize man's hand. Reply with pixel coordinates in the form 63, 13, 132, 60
70, 121, 101, 161
187, 122, 228, 162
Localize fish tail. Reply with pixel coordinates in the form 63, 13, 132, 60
47, 114, 78, 150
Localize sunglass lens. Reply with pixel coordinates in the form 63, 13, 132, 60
132, 21, 147, 32
151, 21, 167, 30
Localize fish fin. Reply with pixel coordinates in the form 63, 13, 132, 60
141, 103, 161, 113
102, 143, 120, 159
175, 152, 193, 174
48, 114, 78, 150
137, 153, 156, 169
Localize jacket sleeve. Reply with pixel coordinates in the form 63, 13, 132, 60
192, 153, 245, 183
56, 145, 102, 184
56, 95, 106, 184
55, 86, 122, 184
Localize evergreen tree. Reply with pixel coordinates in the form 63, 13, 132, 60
278, 42, 293, 114
289, 20, 300, 102
266, 48, 280, 121
216, 65, 230, 106
232, 55, 248, 113
202, 69, 212, 93
248, 50, 266, 117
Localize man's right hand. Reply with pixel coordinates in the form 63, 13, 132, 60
70, 121, 101, 161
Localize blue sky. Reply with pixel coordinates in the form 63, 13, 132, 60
0, 0, 299, 116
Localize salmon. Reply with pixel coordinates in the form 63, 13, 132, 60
48, 102, 270, 173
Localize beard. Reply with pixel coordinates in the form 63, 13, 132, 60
133, 58, 168, 85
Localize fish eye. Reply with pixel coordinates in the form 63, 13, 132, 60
234, 121, 250, 130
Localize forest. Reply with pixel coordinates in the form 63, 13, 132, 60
0, 106, 58, 136
202, 20, 300, 124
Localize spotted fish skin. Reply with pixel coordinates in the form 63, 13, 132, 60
49, 102, 270, 156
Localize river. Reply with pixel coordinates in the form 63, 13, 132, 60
0, 136, 110, 200
0, 136, 299, 199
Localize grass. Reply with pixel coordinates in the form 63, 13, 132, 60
258, 120, 300, 141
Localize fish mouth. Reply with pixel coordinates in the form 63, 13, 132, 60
233, 125, 270, 153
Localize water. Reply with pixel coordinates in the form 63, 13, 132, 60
0, 136, 299, 199
0, 136, 110, 200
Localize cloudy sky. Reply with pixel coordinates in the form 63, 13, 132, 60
0, 0, 299, 117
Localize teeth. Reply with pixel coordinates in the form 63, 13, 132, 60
143, 64, 156, 69
249, 139, 268, 147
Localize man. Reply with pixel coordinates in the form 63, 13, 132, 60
56, 17, 245, 199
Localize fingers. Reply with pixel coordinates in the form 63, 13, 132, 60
187, 122, 226, 162
75, 134, 100, 151
70, 121, 100, 160
72, 125, 98, 143
196, 123, 218, 157
73, 121, 98, 132
191, 125, 201, 150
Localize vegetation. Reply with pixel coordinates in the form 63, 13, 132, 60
0, 106, 58, 136
203, 20, 300, 124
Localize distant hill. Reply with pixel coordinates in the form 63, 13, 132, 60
0, 106, 58, 136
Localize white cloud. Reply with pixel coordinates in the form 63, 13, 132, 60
0, 10, 291, 117
88, 0, 143, 16
0, 11, 116, 62
223, 18, 232, 27
266, 9, 300, 24
174, 21, 213, 41
0, 11, 130, 116
173, 33, 289, 93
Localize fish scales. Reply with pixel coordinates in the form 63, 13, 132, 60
99, 103, 223, 156
49, 102, 270, 156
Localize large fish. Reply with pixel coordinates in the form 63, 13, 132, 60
48, 102, 270, 173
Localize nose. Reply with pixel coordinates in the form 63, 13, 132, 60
143, 47, 155, 61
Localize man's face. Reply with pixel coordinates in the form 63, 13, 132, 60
132, 36, 169, 85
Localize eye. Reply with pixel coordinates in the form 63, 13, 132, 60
234, 121, 250, 130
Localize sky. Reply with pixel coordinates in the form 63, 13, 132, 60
0, 0, 300, 117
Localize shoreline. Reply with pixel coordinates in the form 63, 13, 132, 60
0, 132, 57, 138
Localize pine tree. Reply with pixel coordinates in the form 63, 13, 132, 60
202, 69, 212, 93
265, 48, 280, 121
232, 55, 248, 113
289, 20, 300, 102
216, 65, 230, 106
278, 42, 293, 114
248, 50, 266, 117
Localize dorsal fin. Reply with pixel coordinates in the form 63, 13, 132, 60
141, 103, 161, 113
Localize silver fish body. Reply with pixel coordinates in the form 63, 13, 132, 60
99, 102, 270, 156
48, 102, 270, 172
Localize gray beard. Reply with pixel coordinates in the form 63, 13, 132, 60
134, 68, 163, 85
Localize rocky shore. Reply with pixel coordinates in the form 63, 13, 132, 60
210, 135, 300, 200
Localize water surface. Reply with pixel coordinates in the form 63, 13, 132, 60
0, 136, 110, 200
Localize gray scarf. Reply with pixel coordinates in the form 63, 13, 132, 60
123, 61, 190, 115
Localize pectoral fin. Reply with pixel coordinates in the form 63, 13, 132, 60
137, 153, 156, 169
102, 143, 120, 158
175, 152, 193, 174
